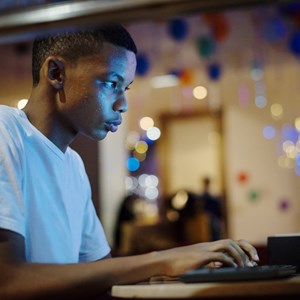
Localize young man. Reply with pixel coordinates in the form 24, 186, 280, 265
0, 24, 259, 299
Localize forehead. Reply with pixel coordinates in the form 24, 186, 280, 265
73, 42, 137, 82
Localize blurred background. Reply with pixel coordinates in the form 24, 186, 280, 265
1, 0, 300, 261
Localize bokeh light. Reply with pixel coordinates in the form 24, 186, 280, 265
251, 67, 264, 81
125, 176, 139, 191
133, 151, 147, 162
171, 190, 189, 210
193, 85, 208, 100
283, 140, 295, 154
138, 174, 148, 187
125, 174, 160, 201
126, 157, 140, 172
17, 99, 28, 109
278, 156, 295, 169
146, 127, 161, 141
295, 165, 300, 176
270, 103, 283, 119
145, 187, 159, 200
295, 117, 300, 132
126, 131, 140, 150
263, 125, 276, 139
282, 124, 298, 143
145, 175, 159, 187
140, 116, 154, 130
135, 140, 148, 154
255, 95, 267, 108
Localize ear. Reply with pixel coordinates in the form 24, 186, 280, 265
46, 57, 65, 90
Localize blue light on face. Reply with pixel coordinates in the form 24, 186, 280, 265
127, 157, 140, 172
263, 125, 276, 139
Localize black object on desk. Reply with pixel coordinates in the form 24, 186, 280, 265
179, 265, 297, 283
268, 235, 300, 274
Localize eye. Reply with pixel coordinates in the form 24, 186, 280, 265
103, 81, 117, 89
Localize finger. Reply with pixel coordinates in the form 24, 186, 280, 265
200, 251, 238, 268
209, 239, 248, 267
237, 239, 260, 262
205, 261, 223, 269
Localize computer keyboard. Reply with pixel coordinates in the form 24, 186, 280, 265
179, 265, 297, 283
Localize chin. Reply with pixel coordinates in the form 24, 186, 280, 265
82, 130, 108, 141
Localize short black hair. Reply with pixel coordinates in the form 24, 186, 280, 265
32, 23, 137, 86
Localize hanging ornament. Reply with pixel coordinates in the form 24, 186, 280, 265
262, 15, 287, 43
248, 189, 260, 202
288, 30, 300, 57
237, 171, 249, 184
168, 19, 189, 41
279, 198, 291, 211
179, 69, 194, 86
207, 62, 222, 81
196, 36, 216, 59
136, 53, 150, 76
203, 13, 230, 42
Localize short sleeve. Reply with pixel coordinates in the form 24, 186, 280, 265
0, 116, 25, 236
79, 198, 111, 262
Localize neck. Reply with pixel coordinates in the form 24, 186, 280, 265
23, 87, 77, 153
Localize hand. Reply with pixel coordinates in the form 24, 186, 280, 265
203, 239, 259, 268
159, 239, 259, 277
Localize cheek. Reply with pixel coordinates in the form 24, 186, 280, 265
65, 82, 96, 109
64, 81, 86, 104
96, 92, 113, 111
84, 93, 109, 123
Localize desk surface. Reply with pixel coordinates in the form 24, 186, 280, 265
111, 275, 300, 299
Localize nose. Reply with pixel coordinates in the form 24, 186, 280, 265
113, 92, 128, 113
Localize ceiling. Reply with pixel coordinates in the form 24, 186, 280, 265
0, 0, 294, 43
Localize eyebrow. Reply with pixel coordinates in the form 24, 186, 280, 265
101, 72, 134, 87
101, 72, 123, 81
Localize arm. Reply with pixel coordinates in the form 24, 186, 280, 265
0, 229, 259, 300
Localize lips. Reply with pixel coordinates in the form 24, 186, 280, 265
106, 120, 121, 132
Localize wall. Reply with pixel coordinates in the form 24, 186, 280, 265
125, 4, 300, 245
225, 107, 300, 244
99, 116, 129, 246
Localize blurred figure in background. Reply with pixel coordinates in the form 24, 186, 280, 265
197, 176, 222, 240
114, 194, 138, 254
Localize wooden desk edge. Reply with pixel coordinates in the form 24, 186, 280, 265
111, 276, 300, 299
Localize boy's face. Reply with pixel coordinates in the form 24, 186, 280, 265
58, 42, 136, 141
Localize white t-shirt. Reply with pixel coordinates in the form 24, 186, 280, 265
0, 105, 110, 263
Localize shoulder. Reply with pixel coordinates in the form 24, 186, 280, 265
0, 105, 25, 128
0, 104, 26, 135
0, 105, 31, 146
67, 147, 86, 170
0, 104, 20, 118
0, 106, 26, 166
